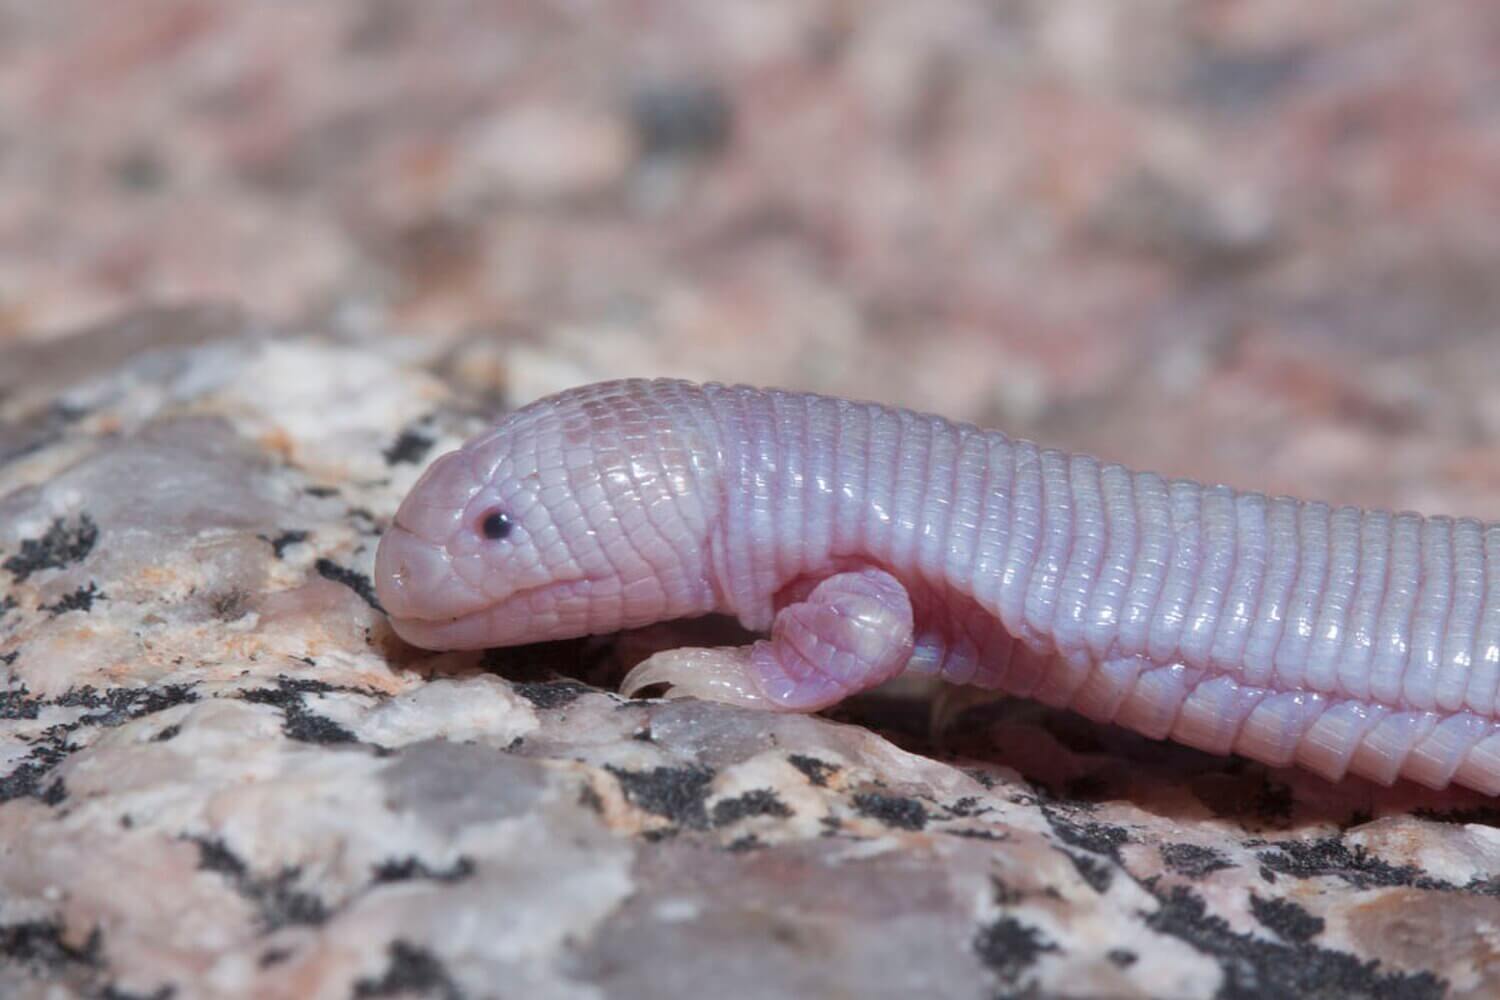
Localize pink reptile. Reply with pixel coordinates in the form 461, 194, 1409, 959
375, 378, 1500, 794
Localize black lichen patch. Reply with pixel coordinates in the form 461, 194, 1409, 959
264, 530, 309, 558
1254, 837, 1431, 891
973, 915, 1059, 989
851, 792, 929, 831
0, 685, 40, 720
194, 837, 247, 879
39, 777, 67, 804
0, 684, 198, 803
1143, 883, 1444, 1000
354, 940, 462, 1000
1040, 805, 1130, 860
279, 708, 356, 744
965, 767, 1000, 790
1162, 843, 1236, 879
372, 856, 475, 884
1038, 804, 1130, 893
944, 795, 992, 819
787, 753, 837, 787
237, 675, 359, 745
0, 747, 71, 803
191, 837, 330, 930
1249, 894, 1325, 944
1107, 948, 1138, 967
58, 684, 199, 727
40, 583, 102, 616
382, 428, 435, 466
1063, 850, 1116, 894
607, 764, 715, 830
314, 558, 384, 612
247, 870, 329, 929
0, 650, 17, 666
1414, 805, 1500, 827
4, 515, 99, 582
0, 919, 101, 970
711, 789, 793, 827
0, 594, 15, 621
153, 724, 181, 742
511, 679, 591, 710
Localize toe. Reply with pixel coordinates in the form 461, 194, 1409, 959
621, 647, 771, 709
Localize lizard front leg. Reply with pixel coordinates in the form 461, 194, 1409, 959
621, 567, 915, 710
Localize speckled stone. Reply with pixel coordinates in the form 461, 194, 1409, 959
2, 309, 1498, 999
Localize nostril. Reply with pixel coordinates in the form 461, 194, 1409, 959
375, 523, 488, 622
374, 532, 417, 617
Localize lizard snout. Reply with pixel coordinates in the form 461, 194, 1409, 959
374, 523, 485, 624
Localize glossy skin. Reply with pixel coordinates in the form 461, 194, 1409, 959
376, 379, 1500, 794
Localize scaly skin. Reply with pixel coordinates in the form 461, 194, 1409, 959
375, 379, 1500, 794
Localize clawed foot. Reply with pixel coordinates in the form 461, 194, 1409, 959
620, 646, 770, 708
620, 566, 918, 712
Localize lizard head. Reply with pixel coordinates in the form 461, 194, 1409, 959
375, 379, 722, 649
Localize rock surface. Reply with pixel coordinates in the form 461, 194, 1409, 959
4, 309, 1500, 999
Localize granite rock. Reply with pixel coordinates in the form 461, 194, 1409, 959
2, 309, 1498, 999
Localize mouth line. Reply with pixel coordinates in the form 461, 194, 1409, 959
386, 573, 592, 627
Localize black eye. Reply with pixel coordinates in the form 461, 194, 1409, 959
479, 510, 513, 540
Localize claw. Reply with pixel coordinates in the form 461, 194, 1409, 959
620, 646, 771, 709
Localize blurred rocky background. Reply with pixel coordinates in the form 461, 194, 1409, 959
3, 0, 1498, 514
5, 3, 1500, 998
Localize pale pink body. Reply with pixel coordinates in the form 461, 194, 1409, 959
376, 379, 1500, 794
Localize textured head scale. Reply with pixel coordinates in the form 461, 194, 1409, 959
376, 379, 723, 649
